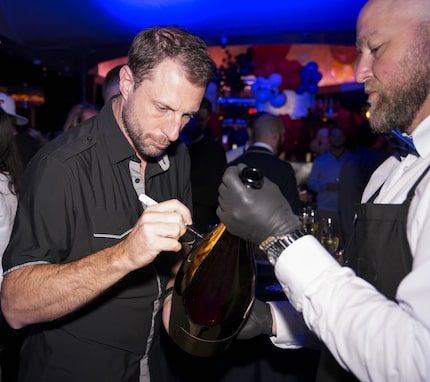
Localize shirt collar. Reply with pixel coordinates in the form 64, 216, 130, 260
250, 142, 274, 153
410, 114, 430, 159
99, 101, 135, 164
99, 100, 170, 172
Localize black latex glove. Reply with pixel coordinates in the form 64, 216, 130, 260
217, 164, 301, 245
237, 299, 273, 339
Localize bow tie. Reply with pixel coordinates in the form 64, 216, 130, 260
385, 128, 418, 158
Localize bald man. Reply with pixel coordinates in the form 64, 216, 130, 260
216, 1, 430, 381
228, 113, 302, 215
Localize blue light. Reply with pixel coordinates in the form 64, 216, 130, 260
94, 0, 367, 45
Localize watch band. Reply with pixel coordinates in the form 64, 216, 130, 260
259, 229, 307, 266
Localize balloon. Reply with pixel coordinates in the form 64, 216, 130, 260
255, 62, 276, 77
306, 61, 319, 72
278, 59, 303, 90
251, 77, 272, 103
296, 60, 323, 94
281, 73, 302, 91
295, 85, 307, 95
255, 88, 271, 103
270, 92, 287, 108
300, 65, 311, 78
311, 71, 323, 83
250, 81, 260, 94
268, 73, 282, 87
278, 59, 302, 74
307, 83, 319, 94
251, 44, 291, 64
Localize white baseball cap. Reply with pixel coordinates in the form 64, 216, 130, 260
0, 92, 29, 125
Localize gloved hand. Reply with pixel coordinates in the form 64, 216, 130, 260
217, 164, 301, 245
237, 299, 273, 339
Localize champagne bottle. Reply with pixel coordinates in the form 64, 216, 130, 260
169, 167, 262, 357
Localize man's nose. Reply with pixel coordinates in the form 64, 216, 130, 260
355, 55, 372, 84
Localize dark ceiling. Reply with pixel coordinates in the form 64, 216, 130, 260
0, 0, 367, 133
0, 0, 366, 76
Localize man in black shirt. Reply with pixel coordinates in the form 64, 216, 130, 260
1, 26, 214, 382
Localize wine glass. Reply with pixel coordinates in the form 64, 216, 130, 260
320, 217, 340, 258
301, 206, 319, 236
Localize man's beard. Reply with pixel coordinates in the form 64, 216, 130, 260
369, 37, 430, 134
122, 103, 167, 158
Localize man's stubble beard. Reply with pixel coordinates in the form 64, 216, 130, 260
122, 103, 165, 158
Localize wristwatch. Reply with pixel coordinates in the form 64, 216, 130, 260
259, 229, 307, 266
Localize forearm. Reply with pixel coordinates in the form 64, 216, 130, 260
1, 241, 131, 329
274, 236, 430, 381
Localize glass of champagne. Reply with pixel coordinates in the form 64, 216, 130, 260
301, 207, 319, 236
320, 217, 340, 258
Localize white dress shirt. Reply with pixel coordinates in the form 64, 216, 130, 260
0, 172, 18, 286
269, 115, 430, 381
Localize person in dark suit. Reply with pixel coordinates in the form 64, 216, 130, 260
181, 97, 227, 234
229, 113, 302, 215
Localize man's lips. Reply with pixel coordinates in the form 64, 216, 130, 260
153, 140, 169, 150
365, 89, 377, 103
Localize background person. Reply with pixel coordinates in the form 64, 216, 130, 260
229, 112, 302, 215
0, 107, 25, 382
0, 92, 45, 168
102, 64, 124, 104
62, 101, 100, 133
180, 97, 227, 234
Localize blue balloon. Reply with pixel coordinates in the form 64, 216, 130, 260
306, 61, 318, 72
300, 66, 310, 78
255, 88, 271, 103
311, 72, 323, 83
307, 83, 319, 94
295, 85, 307, 95
270, 92, 287, 108
250, 82, 260, 94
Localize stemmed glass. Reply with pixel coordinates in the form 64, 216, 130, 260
320, 217, 343, 263
301, 206, 319, 237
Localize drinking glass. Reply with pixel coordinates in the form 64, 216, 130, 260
320, 217, 340, 257
301, 206, 319, 236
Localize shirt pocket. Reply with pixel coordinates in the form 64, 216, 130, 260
90, 209, 136, 250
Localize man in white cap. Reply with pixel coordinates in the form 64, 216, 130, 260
0, 92, 29, 126
0, 92, 47, 166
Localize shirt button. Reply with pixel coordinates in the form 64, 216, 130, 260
135, 178, 140, 183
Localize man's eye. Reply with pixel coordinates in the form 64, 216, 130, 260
370, 45, 380, 54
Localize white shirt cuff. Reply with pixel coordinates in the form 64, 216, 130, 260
274, 234, 340, 311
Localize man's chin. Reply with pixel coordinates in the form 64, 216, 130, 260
369, 119, 391, 135
140, 148, 165, 158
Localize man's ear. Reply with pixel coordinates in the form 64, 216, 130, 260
119, 65, 134, 100
246, 127, 254, 141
